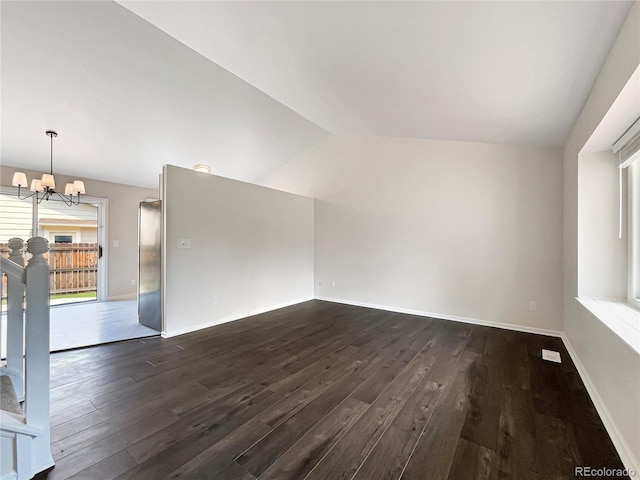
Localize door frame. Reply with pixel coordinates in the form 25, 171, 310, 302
81, 196, 108, 302
0, 187, 108, 302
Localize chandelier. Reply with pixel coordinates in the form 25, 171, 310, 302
11, 131, 86, 206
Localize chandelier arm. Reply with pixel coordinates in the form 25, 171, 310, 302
53, 191, 73, 207
16, 186, 37, 201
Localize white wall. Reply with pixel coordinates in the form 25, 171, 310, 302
162, 165, 314, 337
260, 135, 563, 333
563, 1, 640, 471
1, 165, 158, 300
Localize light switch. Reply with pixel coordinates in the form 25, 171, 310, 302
113, 240, 119, 248
178, 239, 191, 249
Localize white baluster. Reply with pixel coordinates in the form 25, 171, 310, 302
5, 237, 25, 399
24, 237, 54, 473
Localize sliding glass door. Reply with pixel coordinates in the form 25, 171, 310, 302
0, 188, 106, 305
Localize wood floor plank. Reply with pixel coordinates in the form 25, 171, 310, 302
124, 384, 279, 466
459, 329, 506, 451
395, 342, 479, 480
399, 403, 466, 480
254, 360, 361, 428
350, 326, 437, 404
51, 375, 136, 405
267, 344, 359, 394
50, 400, 97, 428
303, 336, 448, 480
31, 300, 626, 480
502, 333, 531, 390
88, 355, 229, 410
215, 462, 256, 480
351, 375, 444, 480
352, 334, 469, 480
65, 450, 137, 480
496, 386, 538, 479
447, 438, 497, 480
50, 382, 207, 450
46, 410, 179, 479
157, 417, 273, 480
120, 423, 273, 479
534, 414, 583, 480
254, 323, 417, 429
235, 371, 369, 477
258, 397, 370, 480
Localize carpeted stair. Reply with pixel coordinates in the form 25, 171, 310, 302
0, 374, 22, 414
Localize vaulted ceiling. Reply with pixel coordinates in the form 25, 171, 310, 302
120, 0, 633, 147
1, 1, 633, 188
1, 1, 328, 188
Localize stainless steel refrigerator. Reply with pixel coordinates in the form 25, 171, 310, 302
138, 200, 162, 331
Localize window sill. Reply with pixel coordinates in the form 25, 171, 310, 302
576, 297, 640, 354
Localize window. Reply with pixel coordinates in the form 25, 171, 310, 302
630, 162, 640, 308
54, 234, 73, 244
576, 113, 640, 354
615, 117, 640, 309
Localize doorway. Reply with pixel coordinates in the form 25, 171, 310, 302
1, 188, 159, 354
0, 188, 107, 306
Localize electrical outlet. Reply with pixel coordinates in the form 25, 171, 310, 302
131, 279, 136, 286
529, 301, 537, 311
178, 239, 191, 249
331, 281, 336, 288
113, 240, 120, 248
212, 296, 217, 305
318, 281, 322, 287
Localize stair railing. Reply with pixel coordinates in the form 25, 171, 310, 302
1, 236, 54, 477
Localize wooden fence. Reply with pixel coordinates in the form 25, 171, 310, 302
1, 242, 98, 298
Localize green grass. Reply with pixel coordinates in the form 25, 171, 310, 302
50, 291, 97, 300
2, 291, 96, 306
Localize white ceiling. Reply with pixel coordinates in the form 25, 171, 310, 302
1, 1, 328, 188
1, 1, 634, 189
120, 0, 633, 147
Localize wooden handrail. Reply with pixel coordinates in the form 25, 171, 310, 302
0, 256, 25, 283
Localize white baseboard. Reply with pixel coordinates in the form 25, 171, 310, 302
105, 293, 136, 302
560, 333, 640, 474
162, 297, 314, 338
314, 296, 563, 338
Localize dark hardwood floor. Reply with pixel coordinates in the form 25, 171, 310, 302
35, 300, 626, 480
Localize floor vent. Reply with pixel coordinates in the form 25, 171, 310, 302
542, 349, 561, 363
